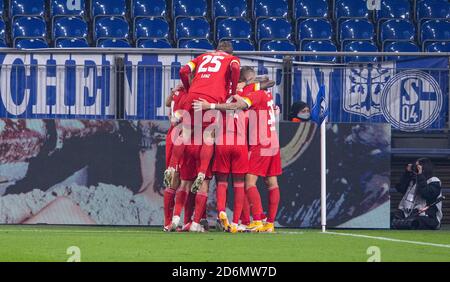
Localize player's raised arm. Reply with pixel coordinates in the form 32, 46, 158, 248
229, 59, 241, 96
179, 59, 197, 91
192, 95, 249, 112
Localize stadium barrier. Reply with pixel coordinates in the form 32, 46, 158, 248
0, 49, 448, 131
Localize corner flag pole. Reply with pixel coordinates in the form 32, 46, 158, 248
320, 117, 327, 233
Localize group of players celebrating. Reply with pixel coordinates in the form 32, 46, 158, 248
162, 41, 282, 233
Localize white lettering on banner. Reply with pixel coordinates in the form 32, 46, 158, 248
48, 54, 72, 115
366, 0, 381, 11
124, 55, 141, 116
300, 68, 332, 105
0, 54, 32, 116
32, 54, 52, 115
70, 55, 103, 116
67, 0, 82, 11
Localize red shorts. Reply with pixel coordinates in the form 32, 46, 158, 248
180, 145, 213, 181
213, 145, 249, 175
179, 92, 219, 112
248, 145, 282, 177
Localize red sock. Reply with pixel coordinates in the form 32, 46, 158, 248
184, 192, 196, 224
201, 201, 207, 220
267, 187, 280, 223
232, 182, 245, 224
246, 186, 263, 221
198, 144, 214, 174
216, 181, 228, 215
163, 188, 176, 226
240, 193, 251, 225
169, 143, 185, 170
173, 190, 188, 217
193, 192, 208, 223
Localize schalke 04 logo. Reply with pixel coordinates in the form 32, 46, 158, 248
380, 70, 443, 132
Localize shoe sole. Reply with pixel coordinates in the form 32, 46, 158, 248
163, 170, 173, 188
219, 213, 230, 232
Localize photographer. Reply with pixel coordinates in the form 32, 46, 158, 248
391, 158, 443, 230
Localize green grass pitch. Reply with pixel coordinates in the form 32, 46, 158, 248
0, 225, 450, 262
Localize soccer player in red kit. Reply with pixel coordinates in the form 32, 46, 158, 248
163, 83, 186, 231
193, 83, 281, 233
165, 41, 241, 194
212, 68, 276, 233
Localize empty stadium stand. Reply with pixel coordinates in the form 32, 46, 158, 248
0, 0, 446, 61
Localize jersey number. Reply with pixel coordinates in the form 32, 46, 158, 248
198, 55, 224, 73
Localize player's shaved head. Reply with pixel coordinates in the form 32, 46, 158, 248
240, 66, 255, 82
217, 41, 234, 54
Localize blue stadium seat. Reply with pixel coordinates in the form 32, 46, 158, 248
260, 40, 296, 59
298, 19, 333, 48
138, 39, 172, 48
257, 18, 292, 48
425, 41, 450, 52
176, 17, 210, 44
0, 20, 5, 42
133, 0, 167, 19
134, 17, 169, 44
53, 17, 88, 40
216, 18, 252, 41
302, 40, 337, 62
55, 38, 90, 48
179, 39, 214, 49
335, 0, 369, 22
173, 0, 207, 19
343, 41, 379, 63
92, 0, 127, 19
254, 0, 288, 19
97, 39, 131, 48
383, 41, 420, 61
213, 0, 248, 18
94, 17, 130, 44
0, 1, 3, 18
10, 0, 45, 20
230, 39, 255, 51
380, 19, 415, 48
15, 38, 48, 49
420, 19, 450, 49
12, 17, 47, 44
417, 0, 450, 25
339, 19, 374, 48
0, 40, 7, 48
51, 0, 86, 18
375, 0, 411, 21
295, 0, 328, 20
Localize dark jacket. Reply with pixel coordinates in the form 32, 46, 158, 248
395, 171, 442, 221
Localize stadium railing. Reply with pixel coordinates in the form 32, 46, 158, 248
0, 49, 448, 131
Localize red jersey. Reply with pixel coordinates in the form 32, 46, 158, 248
170, 87, 187, 117
216, 96, 248, 146
186, 51, 240, 103
238, 82, 261, 97
242, 90, 279, 149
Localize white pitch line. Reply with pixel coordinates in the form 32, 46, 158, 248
322, 231, 450, 249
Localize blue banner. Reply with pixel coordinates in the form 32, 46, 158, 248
0, 53, 115, 120
293, 57, 449, 131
